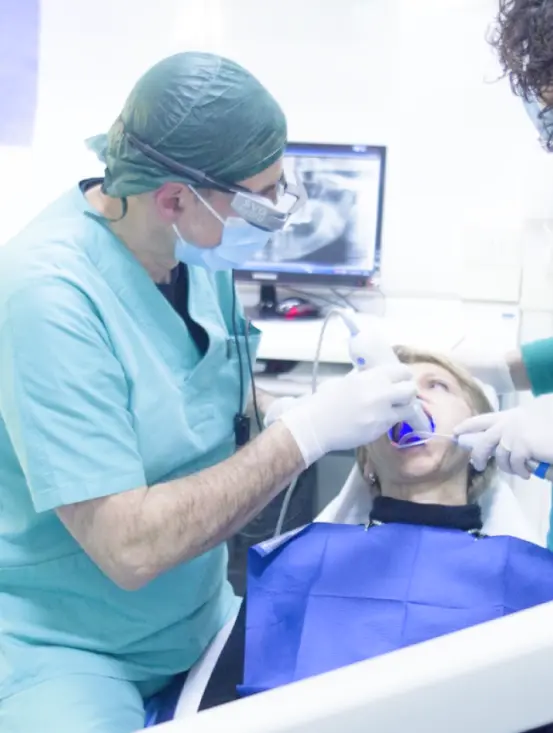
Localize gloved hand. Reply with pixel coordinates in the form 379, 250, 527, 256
263, 389, 335, 428
454, 395, 553, 478
451, 347, 515, 395
277, 364, 418, 467
263, 396, 300, 429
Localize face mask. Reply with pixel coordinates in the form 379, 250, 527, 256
523, 97, 553, 150
173, 188, 272, 271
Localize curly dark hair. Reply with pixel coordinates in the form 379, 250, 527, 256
490, 0, 553, 149
491, 0, 553, 98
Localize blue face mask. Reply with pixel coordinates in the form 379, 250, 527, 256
523, 97, 553, 150
173, 188, 272, 271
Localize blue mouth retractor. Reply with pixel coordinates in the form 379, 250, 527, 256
388, 415, 436, 446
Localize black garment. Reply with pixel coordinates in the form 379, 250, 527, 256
157, 264, 209, 355
370, 495, 483, 533
78, 178, 208, 355
198, 498, 484, 711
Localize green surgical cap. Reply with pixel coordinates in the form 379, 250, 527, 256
86, 52, 287, 197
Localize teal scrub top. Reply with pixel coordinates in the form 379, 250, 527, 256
0, 184, 260, 698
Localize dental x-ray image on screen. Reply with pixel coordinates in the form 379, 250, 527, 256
235, 143, 386, 286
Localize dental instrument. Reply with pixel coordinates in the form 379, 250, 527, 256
274, 310, 434, 537
334, 309, 434, 437
396, 429, 553, 481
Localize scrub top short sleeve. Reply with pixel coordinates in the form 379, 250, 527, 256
0, 277, 147, 513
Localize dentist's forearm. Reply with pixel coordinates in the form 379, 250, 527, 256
58, 421, 304, 589
142, 421, 302, 567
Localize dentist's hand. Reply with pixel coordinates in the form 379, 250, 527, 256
264, 396, 299, 428
454, 395, 553, 478
277, 364, 418, 467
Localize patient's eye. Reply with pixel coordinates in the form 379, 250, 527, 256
428, 378, 450, 392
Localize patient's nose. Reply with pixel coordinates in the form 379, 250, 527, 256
417, 394, 433, 417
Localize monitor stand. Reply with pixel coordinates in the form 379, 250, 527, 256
258, 283, 279, 318
244, 283, 279, 320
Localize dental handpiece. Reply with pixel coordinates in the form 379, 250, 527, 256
343, 315, 433, 435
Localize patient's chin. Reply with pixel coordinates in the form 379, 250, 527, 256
395, 446, 446, 479
397, 461, 441, 481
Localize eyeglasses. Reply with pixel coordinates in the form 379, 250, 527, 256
126, 131, 307, 232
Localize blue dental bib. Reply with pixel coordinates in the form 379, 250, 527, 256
240, 522, 553, 696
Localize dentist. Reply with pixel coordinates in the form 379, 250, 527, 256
0, 52, 419, 733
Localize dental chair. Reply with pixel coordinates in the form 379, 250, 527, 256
143, 462, 541, 724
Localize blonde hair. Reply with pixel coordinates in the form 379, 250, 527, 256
356, 345, 496, 503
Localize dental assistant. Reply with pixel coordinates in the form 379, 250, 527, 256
452, 0, 553, 544
454, 0, 553, 391
0, 52, 419, 733
456, 0, 553, 403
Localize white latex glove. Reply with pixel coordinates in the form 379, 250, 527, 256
263, 385, 344, 428
263, 396, 300, 428
454, 395, 553, 478
277, 364, 418, 467
451, 347, 515, 395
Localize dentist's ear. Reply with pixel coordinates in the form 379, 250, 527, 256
153, 183, 191, 222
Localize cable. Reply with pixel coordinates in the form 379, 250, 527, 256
243, 318, 263, 432
274, 308, 354, 537
279, 286, 354, 311
273, 475, 298, 537
279, 285, 384, 315
330, 288, 358, 311
231, 275, 245, 416
311, 310, 344, 394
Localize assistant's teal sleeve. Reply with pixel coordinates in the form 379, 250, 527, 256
0, 278, 147, 512
520, 338, 553, 396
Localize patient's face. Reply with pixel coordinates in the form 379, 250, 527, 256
364, 361, 475, 488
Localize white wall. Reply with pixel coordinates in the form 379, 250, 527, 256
0, 0, 549, 299
2, 0, 553, 307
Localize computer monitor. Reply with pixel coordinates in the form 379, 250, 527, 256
234, 142, 386, 314
151, 600, 553, 733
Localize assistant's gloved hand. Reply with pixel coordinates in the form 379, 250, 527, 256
454, 395, 553, 478
451, 347, 515, 395
276, 364, 418, 468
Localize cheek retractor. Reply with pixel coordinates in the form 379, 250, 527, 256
393, 427, 456, 449
389, 418, 437, 448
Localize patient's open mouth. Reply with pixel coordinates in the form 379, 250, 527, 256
391, 424, 405, 444
390, 407, 434, 447
391, 424, 421, 446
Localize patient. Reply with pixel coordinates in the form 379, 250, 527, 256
185, 348, 553, 719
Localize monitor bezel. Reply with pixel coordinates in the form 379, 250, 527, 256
233, 142, 387, 289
